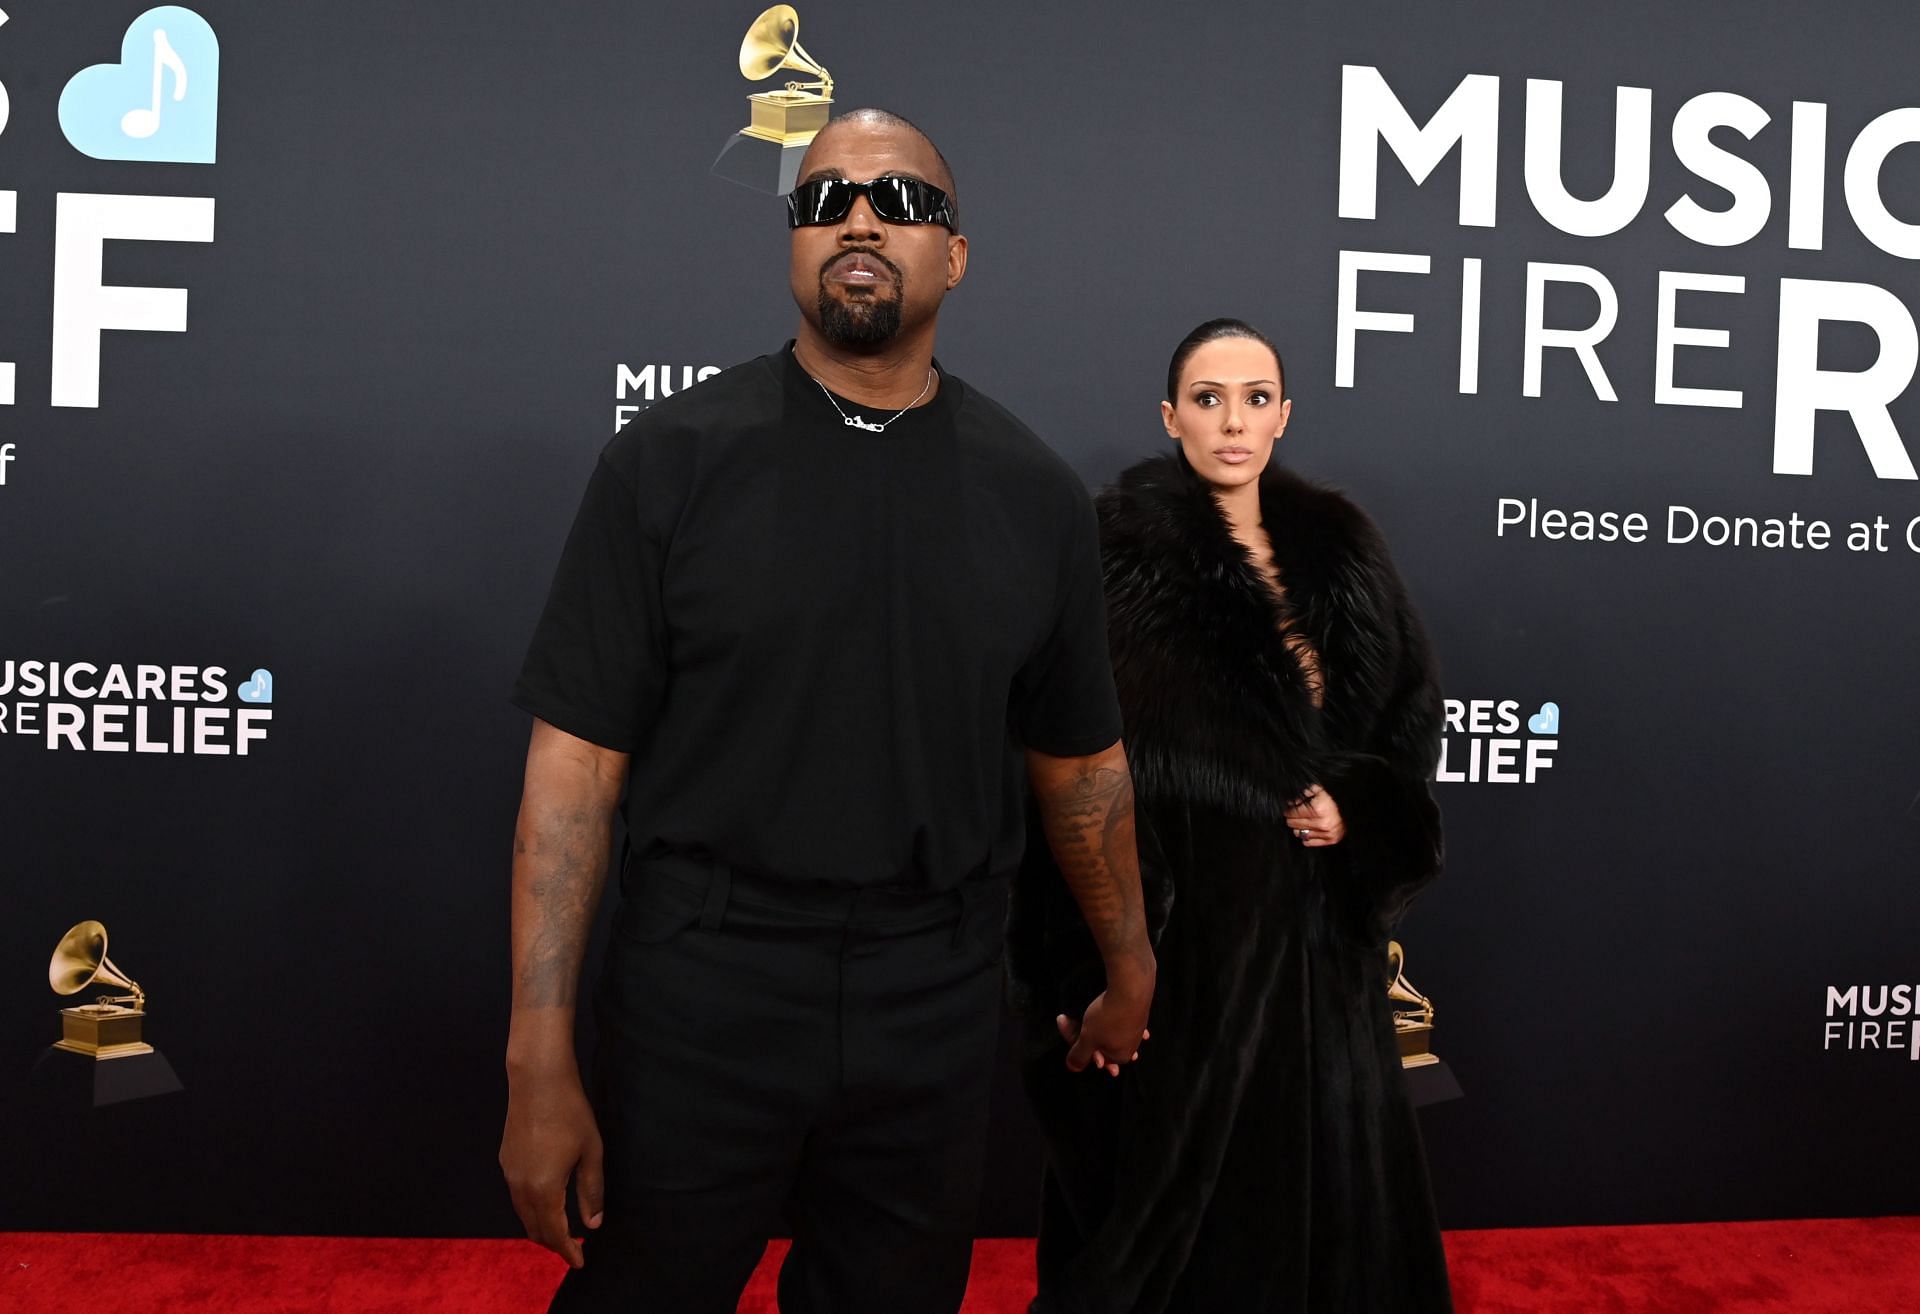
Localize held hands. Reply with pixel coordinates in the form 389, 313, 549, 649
1056, 959, 1154, 1077
1285, 784, 1346, 847
500, 1065, 604, 1269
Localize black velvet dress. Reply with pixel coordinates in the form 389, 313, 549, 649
1009, 453, 1453, 1314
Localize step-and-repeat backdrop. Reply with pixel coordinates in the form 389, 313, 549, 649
4, 0, 1916, 1236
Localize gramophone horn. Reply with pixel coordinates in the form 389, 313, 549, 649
1385, 939, 1430, 1008
49, 919, 144, 1004
738, 4, 833, 94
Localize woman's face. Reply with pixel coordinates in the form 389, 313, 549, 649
1161, 336, 1291, 491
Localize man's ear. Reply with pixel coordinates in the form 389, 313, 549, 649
945, 233, 969, 290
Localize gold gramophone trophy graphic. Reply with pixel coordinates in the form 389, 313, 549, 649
711, 5, 836, 195
38, 919, 183, 1104
1387, 940, 1438, 1068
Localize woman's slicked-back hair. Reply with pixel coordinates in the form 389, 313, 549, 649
1166, 318, 1287, 403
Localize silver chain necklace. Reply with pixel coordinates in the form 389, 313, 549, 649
810, 367, 936, 433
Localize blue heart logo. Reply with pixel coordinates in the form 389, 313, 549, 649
59, 7, 220, 164
237, 669, 273, 704
1528, 701, 1560, 735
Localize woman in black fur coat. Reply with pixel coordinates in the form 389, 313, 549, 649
1012, 319, 1452, 1313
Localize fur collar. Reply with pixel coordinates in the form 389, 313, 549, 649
1096, 451, 1420, 821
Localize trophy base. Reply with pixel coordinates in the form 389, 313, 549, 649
52, 1040, 155, 1059
741, 90, 831, 146
1404, 1055, 1463, 1107
58, 1003, 151, 1057
1394, 1022, 1460, 1106
31, 1042, 183, 1107
711, 132, 813, 196
1396, 1020, 1435, 1065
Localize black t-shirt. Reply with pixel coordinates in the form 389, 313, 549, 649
512, 344, 1121, 890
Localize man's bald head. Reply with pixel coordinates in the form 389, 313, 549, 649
803, 108, 958, 212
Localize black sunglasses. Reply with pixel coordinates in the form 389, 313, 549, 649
787, 175, 957, 231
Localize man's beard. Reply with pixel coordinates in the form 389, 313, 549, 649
818, 291, 902, 347
816, 250, 905, 347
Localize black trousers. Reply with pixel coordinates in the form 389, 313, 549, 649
550, 853, 1009, 1314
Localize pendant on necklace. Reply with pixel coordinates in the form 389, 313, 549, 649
809, 366, 934, 435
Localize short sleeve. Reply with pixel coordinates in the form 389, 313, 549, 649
510, 455, 667, 752
1011, 493, 1124, 757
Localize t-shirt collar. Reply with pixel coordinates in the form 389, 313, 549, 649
781, 340, 961, 430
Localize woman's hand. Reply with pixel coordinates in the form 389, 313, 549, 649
1285, 785, 1346, 847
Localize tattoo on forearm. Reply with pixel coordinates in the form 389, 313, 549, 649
513, 805, 608, 1009
1037, 764, 1142, 953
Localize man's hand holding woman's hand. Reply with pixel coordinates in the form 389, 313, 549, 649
1057, 950, 1155, 1077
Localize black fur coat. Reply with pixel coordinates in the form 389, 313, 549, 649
1012, 452, 1452, 1314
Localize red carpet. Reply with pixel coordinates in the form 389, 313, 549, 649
3, 1219, 1917, 1313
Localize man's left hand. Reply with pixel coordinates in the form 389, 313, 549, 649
1056, 974, 1152, 1077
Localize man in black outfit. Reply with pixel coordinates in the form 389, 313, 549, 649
498, 109, 1157, 1314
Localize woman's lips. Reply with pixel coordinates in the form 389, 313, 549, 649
1214, 446, 1253, 464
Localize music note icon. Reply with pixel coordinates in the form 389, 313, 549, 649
120, 28, 187, 140
59, 7, 220, 164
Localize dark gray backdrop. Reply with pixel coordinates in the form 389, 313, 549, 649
4, 0, 1917, 1237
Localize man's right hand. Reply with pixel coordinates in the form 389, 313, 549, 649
500, 1064, 604, 1269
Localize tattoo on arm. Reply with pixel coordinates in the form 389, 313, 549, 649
512, 801, 613, 1011
1032, 758, 1146, 960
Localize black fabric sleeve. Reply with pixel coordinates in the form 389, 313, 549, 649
1322, 574, 1445, 937
1011, 493, 1124, 758
509, 455, 668, 753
